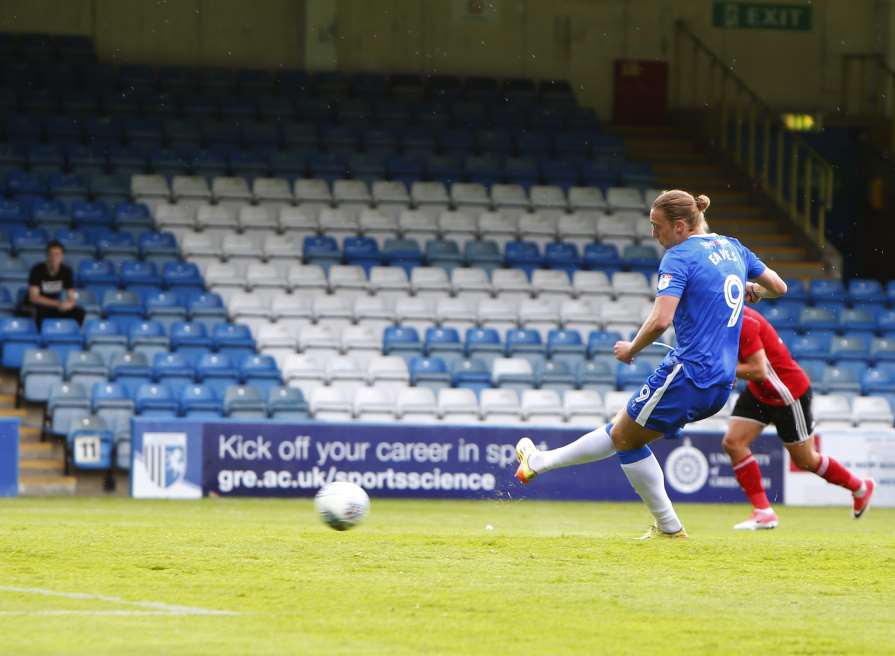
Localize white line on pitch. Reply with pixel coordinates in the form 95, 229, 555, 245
0, 586, 238, 616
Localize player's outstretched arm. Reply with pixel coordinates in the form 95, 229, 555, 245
746, 267, 787, 303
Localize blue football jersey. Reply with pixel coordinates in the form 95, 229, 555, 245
655, 234, 766, 388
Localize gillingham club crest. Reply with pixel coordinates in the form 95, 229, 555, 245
143, 432, 188, 489
663, 438, 710, 494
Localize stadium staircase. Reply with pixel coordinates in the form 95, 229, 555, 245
0, 370, 75, 495
618, 124, 826, 280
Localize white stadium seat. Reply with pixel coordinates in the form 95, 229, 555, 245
438, 210, 477, 244
284, 353, 326, 399
326, 355, 367, 400
399, 209, 439, 244
353, 386, 396, 422
492, 269, 532, 304
438, 388, 481, 424
480, 388, 522, 425
568, 186, 607, 211
606, 187, 645, 212
333, 179, 372, 205
529, 185, 567, 212
172, 175, 212, 201
212, 176, 252, 203
299, 324, 342, 361
396, 387, 439, 423
271, 292, 314, 334
451, 182, 490, 210
294, 178, 332, 203
328, 265, 368, 300
310, 386, 352, 422
521, 389, 564, 425
287, 264, 328, 295
367, 356, 410, 395
451, 267, 492, 304
252, 177, 293, 204
491, 184, 529, 209
563, 389, 606, 427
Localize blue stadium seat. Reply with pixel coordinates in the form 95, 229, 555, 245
267, 386, 310, 420
145, 291, 187, 330
78, 259, 118, 292
196, 353, 239, 397
383, 326, 422, 359
839, 307, 878, 334
212, 323, 256, 362
170, 321, 212, 363
535, 360, 575, 392
829, 334, 871, 362
810, 279, 846, 307
134, 383, 178, 417
138, 231, 180, 262
546, 328, 586, 369
84, 319, 127, 365
464, 240, 503, 273
425, 240, 463, 271
153, 352, 195, 399
799, 306, 840, 332
162, 261, 203, 291
342, 237, 381, 273
582, 243, 621, 272
96, 231, 138, 265
120, 260, 162, 289
505, 241, 543, 276
41, 319, 83, 363
576, 359, 616, 393
71, 201, 112, 228
303, 236, 341, 271
11, 227, 49, 261
587, 330, 623, 359
239, 354, 281, 399
179, 384, 223, 419
544, 242, 580, 275
48, 172, 88, 203
47, 382, 90, 436
188, 292, 228, 330
409, 356, 452, 389
424, 327, 463, 359
757, 303, 801, 330
622, 244, 660, 274
110, 352, 153, 398
65, 351, 108, 392
870, 337, 895, 363
464, 328, 503, 369
790, 332, 833, 364
20, 349, 64, 403
383, 238, 423, 274
506, 328, 546, 369
128, 320, 169, 362
102, 290, 143, 332
1, 317, 39, 368
821, 362, 865, 394
450, 358, 491, 395
224, 385, 267, 418
861, 367, 895, 396
91, 382, 134, 436
848, 279, 885, 307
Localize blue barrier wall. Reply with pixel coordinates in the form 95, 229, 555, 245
0, 417, 19, 497
131, 419, 785, 503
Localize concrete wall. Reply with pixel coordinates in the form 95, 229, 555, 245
0, 0, 306, 69
0, 0, 890, 116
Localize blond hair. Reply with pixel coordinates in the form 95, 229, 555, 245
652, 189, 710, 232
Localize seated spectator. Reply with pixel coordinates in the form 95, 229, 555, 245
26, 241, 85, 329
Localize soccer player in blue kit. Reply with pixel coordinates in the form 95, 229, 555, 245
515, 190, 788, 538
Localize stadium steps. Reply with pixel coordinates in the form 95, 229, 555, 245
617, 125, 828, 279
0, 372, 75, 496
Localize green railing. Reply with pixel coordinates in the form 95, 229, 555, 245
672, 20, 833, 250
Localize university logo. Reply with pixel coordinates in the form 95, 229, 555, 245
657, 274, 673, 291
143, 432, 188, 489
664, 438, 709, 494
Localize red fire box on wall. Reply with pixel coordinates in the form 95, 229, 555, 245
613, 59, 669, 125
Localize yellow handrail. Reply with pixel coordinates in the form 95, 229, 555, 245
673, 20, 834, 250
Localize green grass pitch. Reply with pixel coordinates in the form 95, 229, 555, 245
0, 498, 892, 655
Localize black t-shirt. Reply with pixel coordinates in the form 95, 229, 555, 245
28, 263, 74, 301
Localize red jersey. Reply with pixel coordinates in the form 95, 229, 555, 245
739, 306, 810, 406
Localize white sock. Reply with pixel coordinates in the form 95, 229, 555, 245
755, 507, 775, 515
619, 450, 683, 534
530, 423, 616, 474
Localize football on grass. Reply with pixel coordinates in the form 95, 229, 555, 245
314, 481, 370, 531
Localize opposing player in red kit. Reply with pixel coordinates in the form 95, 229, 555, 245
722, 306, 875, 529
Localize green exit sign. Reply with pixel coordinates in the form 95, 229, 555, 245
713, 2, 812, 31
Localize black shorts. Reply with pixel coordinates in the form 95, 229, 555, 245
731, 387, 814, 444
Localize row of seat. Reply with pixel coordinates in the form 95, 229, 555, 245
23, 348, 278, 403
2, 149, 650, 188
135, 178, 654, 211
3, 318, 250, 368
0, 127, 631, 161
188, 238, 658, 278
48, 382, 307, 440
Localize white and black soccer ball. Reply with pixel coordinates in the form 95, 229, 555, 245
314, 481, 370, 531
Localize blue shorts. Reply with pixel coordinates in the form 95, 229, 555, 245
626, 360, 732, 435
